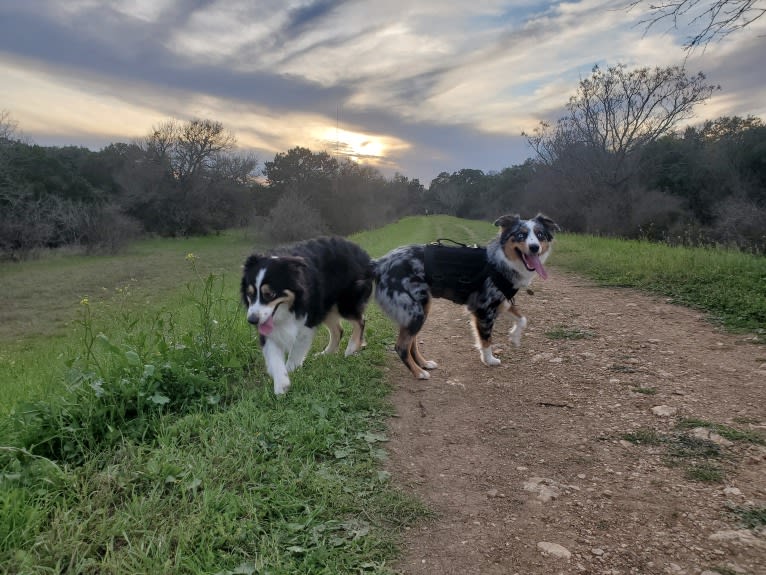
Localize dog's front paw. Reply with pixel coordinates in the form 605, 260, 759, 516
422, 360, 438, 370
480, 348, 501, 366
344, 342, 358, 357
417, 369, 431, 380
509, 317, 528, 347
273, 375, 291, 395
286, 357, 305, 372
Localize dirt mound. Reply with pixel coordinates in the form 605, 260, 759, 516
385, 270, 765, 575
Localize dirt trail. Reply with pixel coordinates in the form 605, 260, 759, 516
384, 269, 766, 575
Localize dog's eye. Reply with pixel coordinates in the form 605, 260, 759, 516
514, 231, 528, 242
261, 285, 276, 301
534, 228, 551, 241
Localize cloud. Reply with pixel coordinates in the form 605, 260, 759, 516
0, 0, 764, 184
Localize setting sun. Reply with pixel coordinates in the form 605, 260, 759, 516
318, 126, 386, 161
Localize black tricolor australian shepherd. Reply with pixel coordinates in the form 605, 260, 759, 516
241, 237, 373, 394
373, 214, 558, 379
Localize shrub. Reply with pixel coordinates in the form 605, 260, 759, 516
261, 190, 327, 243
81, 204, 142, 254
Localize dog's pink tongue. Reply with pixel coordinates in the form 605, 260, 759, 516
527, 254, 548, 280
258, 316, 274, 336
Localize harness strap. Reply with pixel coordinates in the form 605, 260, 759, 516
431, 238, 474, 248
425, 239, 519, 303
489, 266, 519, 301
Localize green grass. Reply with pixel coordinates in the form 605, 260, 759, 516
621, 428, 664, 446
622, 426, 735, 484
3, 221, 494, 574
665, 434, 723, 460
0, 231, 258, 414
357, 222, 765, 335
684, 462, 725, 483
727, 505, 766, 530
2, 216, 764, 573
2, 310, 429, 573
0, 232, 256, 342
624, 415, 765, 486
676, 418, 765, 445
553, 234, 766, 333
350, 214, 495, 257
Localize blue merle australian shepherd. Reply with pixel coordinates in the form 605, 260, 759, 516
241, 237, 373, 394
373, 214, 559, 379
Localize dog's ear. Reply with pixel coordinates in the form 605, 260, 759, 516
494, 214, 521, 230
280, 256, 308, 288
280, 256, 308, 308
281, 255, 308, 270
241, 254, 262, 306
243, 253, 264, 271
534, 213, 560, 233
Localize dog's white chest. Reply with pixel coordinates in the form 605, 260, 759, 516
267, 309, 307, 348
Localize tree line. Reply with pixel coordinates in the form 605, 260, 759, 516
1, 63, 765, 259
0, 115, 425, 259
411, 65, 764, 251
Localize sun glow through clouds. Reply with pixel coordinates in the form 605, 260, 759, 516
315, 126, 411, 169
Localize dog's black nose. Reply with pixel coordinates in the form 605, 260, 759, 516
529, 244, 540, 254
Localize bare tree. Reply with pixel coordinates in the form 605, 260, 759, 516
0, 109, 18, 142
141, 119, 178, 163
140, 118, 237, 180
628, 0, 766, 49
175, 119, 236, 180
524, 64, 719, 187
209, 151, 259, 185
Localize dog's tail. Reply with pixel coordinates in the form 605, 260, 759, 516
355, 260, 375, 303
369, 258, 383, 300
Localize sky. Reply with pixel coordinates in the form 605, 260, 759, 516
1, 1, 765, 185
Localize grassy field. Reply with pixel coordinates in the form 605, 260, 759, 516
1, 216, 764, 574
552, 234, 766, 333
0, 231, 259, 414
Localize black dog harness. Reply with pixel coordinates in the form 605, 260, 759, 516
424, 239, 519, 305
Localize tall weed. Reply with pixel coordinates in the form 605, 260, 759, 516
5, 259, 256, 466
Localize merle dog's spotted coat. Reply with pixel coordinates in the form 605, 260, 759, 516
373, 214, 558, 379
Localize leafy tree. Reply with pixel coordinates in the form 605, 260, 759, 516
640, 116, 766, 246
382, 173, 426, 221
481, 162, 536, 217
329, 159, 387, 234
260, 147, 425, 237
425, 169, 489, 217
261, 147, 339, 234
263, 147, 338, 199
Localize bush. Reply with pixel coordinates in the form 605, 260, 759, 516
260, 190, 327, 243
712, 196, 766, 251
81, 204, 142, 254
